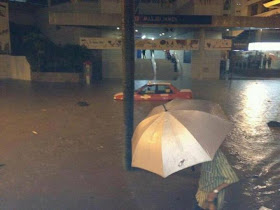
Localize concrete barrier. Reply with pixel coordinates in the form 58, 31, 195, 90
0, 55, 31, 80
31, 72, 81, 83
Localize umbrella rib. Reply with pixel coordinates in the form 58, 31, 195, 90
132, 114, 165, 163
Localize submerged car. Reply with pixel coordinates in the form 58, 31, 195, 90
114, 82, 192, 101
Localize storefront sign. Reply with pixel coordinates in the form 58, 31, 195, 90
80, 37, 122, 49
80, 37, 199, 50
205, 39, 232, 50
136, 39, 199, 50
135, 15, 212, 25
0, 0, 10, 54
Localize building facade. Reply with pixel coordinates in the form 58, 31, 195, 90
7, 0, 280, 80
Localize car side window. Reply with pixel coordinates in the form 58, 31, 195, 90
139, 85, 156, 94
157, 85, 173, 94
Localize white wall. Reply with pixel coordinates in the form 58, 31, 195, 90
102, 50, 122, 78
0, 55, 31, 80
194, 0, 224, 15
0, 55, 10, 79
175, 0, 194, 15
137, 2, 175, 15
191, 50, 221, 79
100, 0, 121, 14
36, 8, 101, 45
50, 2, 101, 13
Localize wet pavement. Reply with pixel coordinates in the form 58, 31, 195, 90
0, 77, 280, 210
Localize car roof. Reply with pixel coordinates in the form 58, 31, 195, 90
147, 81, 171, 86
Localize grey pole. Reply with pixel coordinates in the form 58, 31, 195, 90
121, 0, 135, 170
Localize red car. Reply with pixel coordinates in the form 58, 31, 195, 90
114, 82, 192, 101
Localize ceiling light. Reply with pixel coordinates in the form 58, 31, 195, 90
141, 35, 146, 39
117, 27, 120, 30
135, 29, 138, 32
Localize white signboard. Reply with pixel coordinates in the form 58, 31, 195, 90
80, 37, 122, 49
136, 39, 199, 50
80, 37, 199, 50
205, 39, 232, 50
0, 1, 10, 54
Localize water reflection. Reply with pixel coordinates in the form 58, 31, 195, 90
243, 82, 268, 123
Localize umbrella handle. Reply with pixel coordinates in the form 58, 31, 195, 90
162, 104, 168, 112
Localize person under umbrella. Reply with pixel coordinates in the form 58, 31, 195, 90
132, 99, 234, 178
135, 99, 238, 210
194, 148, 239, 210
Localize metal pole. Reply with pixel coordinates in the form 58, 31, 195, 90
121, 0, 135, 170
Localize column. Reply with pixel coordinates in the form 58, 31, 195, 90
255, 29, 262, 42
191, 29, 222, 80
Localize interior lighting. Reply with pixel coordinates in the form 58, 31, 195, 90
226, 29, 229, 31
248, 42, 280, 51
135, 29, 138, 32
117, 27, 120, 30
141, 35, 146, 39
151, 37, 155, 40
162, 33, 165, 35
263, 0, 280, 8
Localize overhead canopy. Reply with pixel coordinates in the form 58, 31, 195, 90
263, 0, 280, 8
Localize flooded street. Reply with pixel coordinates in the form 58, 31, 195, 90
135, 78, 280, 209
0, 78, 279, 209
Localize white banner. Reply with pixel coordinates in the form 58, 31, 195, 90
136, 39, 199, 50
0, 1, 10, 54
205, 39, 232, 50
80, 37, 199, 50
80, 37, 121, 49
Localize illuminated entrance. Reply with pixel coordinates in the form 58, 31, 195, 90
80, 35, 232, 80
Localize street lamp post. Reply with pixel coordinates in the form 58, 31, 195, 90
121, 0, 135, 170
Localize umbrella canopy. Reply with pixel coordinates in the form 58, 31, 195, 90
268, 53, 277, 60
132, 109, 233, 178
147, 99, 228, 120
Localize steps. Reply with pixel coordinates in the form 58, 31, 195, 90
155, 59, 178, 80
135, 59, 154, 80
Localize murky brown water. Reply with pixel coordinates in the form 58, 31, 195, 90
0, 78, 279, 209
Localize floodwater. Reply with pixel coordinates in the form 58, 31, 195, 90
134, 78, 280, 210
0, 77, 279, 210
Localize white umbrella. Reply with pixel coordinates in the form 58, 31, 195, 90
147, 99, 228, 120
132, 105, 233, 178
